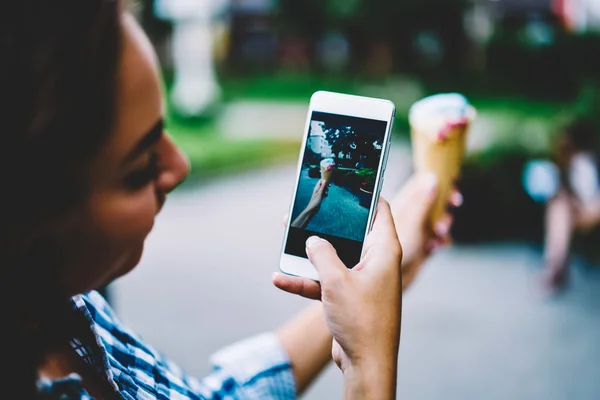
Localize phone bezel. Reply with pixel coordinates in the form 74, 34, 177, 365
279, 90, 395, 281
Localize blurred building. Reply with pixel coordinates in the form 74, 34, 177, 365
307, 121, 333, 158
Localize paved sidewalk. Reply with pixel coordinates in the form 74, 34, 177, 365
291, 168, 369, 241
111, 142, 600, 399
218, 100, 309, 139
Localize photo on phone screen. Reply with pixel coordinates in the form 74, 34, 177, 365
284, 111, 389, 268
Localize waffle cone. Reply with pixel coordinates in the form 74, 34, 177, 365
321, 166, 334, 183
411, 123, 470, 228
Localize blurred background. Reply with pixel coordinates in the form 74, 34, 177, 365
110, 0, 600, 399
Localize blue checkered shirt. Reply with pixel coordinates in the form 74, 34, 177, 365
37, 291, 296, 399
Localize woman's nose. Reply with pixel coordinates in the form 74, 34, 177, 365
156, 133, 190, 193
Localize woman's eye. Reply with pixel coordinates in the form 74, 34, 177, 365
124, 153, 159, 189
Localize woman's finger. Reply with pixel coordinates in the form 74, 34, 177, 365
316, 179, 325, 193
439, 235, 453, 246
272, 272, 322, 300
427, 234, 452, 252
426, 238, 441, 252
433, 214, 453, 237
282, 213, 289, 227
315, 181, 328, 199
311, 181, 319, 196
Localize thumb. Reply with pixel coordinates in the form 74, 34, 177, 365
305, 236, 347, 283
362, 198, 403, 269
370, 197, 397, 237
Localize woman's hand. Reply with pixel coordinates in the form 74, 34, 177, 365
306, 179, 329, 213
390, 173, 462, 289
277, 199, 402, 398
291, 179, 329, 228
274, 175, 461, 397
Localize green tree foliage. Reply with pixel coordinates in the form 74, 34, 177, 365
323, 123, 381, 168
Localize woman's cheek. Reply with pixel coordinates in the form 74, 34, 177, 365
88, 189, 158, 244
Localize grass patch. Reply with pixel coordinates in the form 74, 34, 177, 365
167, 120, 301, 181
218, 72, 360, 101
216, 74, 573, 140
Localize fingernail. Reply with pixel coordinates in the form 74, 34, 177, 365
435, 221, 449, 236
453, 192, 464, 207
306, 236, 322, 248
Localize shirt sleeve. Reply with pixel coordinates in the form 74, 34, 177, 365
137, 329, 297, 399
150, 332, 296, 400
204, 333, 296, 399
80, 291, 296, 400
175, 333, 296, 399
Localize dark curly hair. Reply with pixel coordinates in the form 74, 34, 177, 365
0, 0, 122, 396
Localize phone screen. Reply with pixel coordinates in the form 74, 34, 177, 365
284, 111, 389, 268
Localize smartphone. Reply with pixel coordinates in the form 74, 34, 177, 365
279, 90, 395, 281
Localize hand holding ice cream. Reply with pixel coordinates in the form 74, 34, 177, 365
409, 93, 476, 228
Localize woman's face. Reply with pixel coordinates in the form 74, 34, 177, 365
57, 14, 189, 295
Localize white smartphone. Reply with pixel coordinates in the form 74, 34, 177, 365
279, 90, 395, 280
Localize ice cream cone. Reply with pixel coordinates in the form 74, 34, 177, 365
409, 93, 476, 228
320, 158, 336, 183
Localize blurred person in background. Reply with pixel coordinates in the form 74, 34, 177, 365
541, 118, 600, 292
3, 0, 459, 399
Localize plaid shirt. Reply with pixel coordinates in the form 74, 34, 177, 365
37, 291, 296, 399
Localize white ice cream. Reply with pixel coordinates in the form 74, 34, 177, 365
320, 158, 335, 170
409, 93, 476, 140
